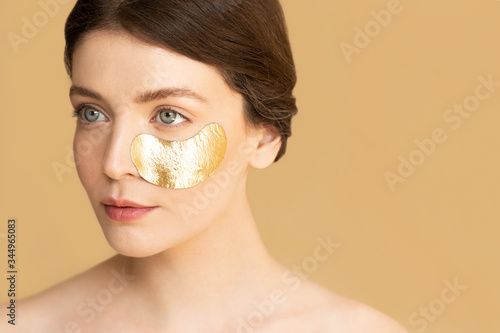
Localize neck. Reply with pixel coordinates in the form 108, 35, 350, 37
120, 193, 284, 330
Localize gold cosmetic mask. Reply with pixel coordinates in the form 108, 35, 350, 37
131, 123, 227, 189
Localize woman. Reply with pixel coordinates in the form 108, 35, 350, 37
3, 0, 407, 331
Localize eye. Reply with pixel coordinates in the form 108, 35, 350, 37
79, 106, 107, 123
157, 107, 187, 125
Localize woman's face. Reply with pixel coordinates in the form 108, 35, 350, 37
70, 30, 261, 257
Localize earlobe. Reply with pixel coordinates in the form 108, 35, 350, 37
249, 126, 282, 169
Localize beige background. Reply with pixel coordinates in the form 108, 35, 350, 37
1, 0, 498, 332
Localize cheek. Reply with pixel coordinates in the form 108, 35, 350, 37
203, 135, 251, 192
169, 142, 250, 223
73, 129, 106, 191
224, 126, 255, 172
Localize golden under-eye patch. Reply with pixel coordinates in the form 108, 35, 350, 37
131, 123, 227, 189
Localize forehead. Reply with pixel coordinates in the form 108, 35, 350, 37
71, 30, 232, 102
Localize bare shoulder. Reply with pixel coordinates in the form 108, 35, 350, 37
0, 255, 131, 333
323, 294, 409, 333
265, 279, 408, 333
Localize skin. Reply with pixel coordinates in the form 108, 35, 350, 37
0, 30, 408, 333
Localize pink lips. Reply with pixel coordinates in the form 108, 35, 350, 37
102, 198, 157, 222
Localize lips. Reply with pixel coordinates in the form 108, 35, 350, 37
102, 198, 157, 222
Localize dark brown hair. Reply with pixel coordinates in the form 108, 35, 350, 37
64, 0, 298, 161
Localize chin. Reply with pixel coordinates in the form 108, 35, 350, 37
95, 214, 201, 258
102, 229, 173, 258
110, 244, 163, 258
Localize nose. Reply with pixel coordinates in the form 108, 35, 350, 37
102, 120, 141, 181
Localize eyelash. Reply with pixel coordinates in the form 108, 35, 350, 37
72, 104, 101, 127
154, 106, 190, 128
72, 104, 191, 128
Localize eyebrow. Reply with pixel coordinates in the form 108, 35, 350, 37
134, 87, 208, 104
69, 85, 209, 104
69, 85, 102, 100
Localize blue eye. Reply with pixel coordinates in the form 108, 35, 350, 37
157, 108, 187, 125
80, 107, 107, 122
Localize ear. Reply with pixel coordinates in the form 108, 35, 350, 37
249, 125, 282, 169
